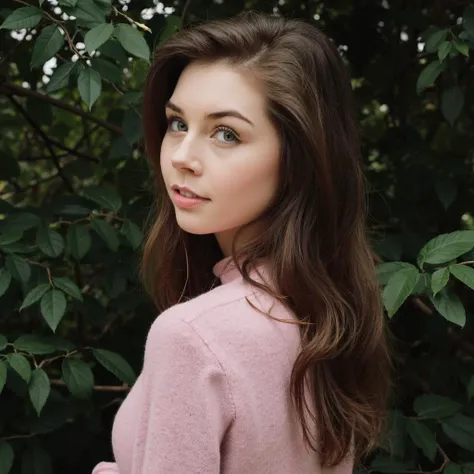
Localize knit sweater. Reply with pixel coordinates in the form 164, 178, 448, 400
92, 256, 354, 473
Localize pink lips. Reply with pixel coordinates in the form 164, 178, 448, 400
172, 189, 209, 208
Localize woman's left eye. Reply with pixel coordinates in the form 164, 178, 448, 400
214, 127, 240, 144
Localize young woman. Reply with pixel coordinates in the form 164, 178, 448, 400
93, 10, 392, 474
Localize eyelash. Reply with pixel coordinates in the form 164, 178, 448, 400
165, 115, 241, 144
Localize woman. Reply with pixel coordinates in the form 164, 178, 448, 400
93, 10, 392, 474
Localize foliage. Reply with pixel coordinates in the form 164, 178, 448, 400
0, 0, 473, 473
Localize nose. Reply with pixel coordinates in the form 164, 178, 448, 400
171, 135, 203, 175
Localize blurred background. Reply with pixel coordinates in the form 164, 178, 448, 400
0, 1, 473, 473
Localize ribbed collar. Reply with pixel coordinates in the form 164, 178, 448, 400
212, 255, 271, 285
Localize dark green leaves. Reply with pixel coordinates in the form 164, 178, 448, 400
29, 368, 50, 416
5, 255, 30, 283
114, 24, 150, 61
442, 86, 464, 125
62, 358, 94, 398
31, 25, 65, 69
0, 361, 7, 395
430, 289, 466, 327
84, 23, 114, 53
417, 60, 445, 95
0, 7, 43, 30
441, 414, 474, 451
414, 394, 462, 419
52, 277, 83, 301
0, 267, 12, 297
67, 224, 91, 260
92, 348, 136, 385
20, 284, 51, 311
82, 185, 122, 212
0, 442, 14, 474
91, 218, 119, 252
382, 266, 420, 318
46, 62, 76, 93
40, 290, 67, 332
431, 267, 449, 296
78, 67, 102, 110
72, 0, 105, 28
406, 419, 437, 462
37, 226, 64, 258
7, 353, 31, 383
418, 231, 474, 267
121, 219, 143, 250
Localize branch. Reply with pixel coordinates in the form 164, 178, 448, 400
0, 82, 123, 135
50, 379, 131, 392
0, 172, 61, 196
8, 95, 75, 193
181, 0, 193, 25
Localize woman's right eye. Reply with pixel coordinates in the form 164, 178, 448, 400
167, 116, 187, 132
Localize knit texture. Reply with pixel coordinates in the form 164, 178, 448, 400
92, 256, 354, 473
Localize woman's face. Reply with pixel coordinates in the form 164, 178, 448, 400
160, 60, 280, 256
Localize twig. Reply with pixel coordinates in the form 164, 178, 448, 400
8, 96, 75, 193
181, 0, 193, 25
0, 83, 123, 135
0, 172, 61, 196
112, 6, 152, 33
50, 379, 131, 392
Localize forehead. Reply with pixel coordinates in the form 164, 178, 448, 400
169, 61, 267, 116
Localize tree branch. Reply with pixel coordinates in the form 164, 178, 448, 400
0, 82, 123, 135
8, 95, 75, 193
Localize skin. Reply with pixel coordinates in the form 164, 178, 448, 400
160, 60, 281, 257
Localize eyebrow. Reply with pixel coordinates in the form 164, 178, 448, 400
165, 100, 254, 127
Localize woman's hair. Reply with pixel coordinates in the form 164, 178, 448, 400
140, 10, 393, 469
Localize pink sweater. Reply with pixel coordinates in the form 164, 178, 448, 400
92, 256, 354, 473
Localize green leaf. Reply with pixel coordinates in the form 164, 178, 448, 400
431, 267, 449, 296
13, 335, 57, 355
0, 228, 23, 246
0, 441, 14, 474
0, 268, 12, 298
90, 57, 122, 84
414, 394, 462, 419
82, 185, 122, 212
91, 218, 119, 252
370, 455, 414, 473
92, 348, 136, 385
62, 358, 94, 399
20, 284, 51, 311
72, 0, 105, 27
28, 368, 50, 416
430, 289, 466, 327
46, 62, 76, 93
84, 22, 114, 53
122, 109, 142, 145
406, 418, 437, 462
58, 0, 77, 6
442, 86, 464, 125
376, 262, 414, 286
36, 226, 64, 258
77, 67, 102, 110
5, 255, 30, 283
441, 414, 474, 451
435, 176, 458, 209
417, 60, 445, 95
67, 224, 91, 260
0, 6, 43, 30
418, 231, 474, 267
0, 361, 7, 395
449, 264, 474, 291
21, 441, 52, 474
7, 353, 31, 383
52, 277, 83, 301
453, 39, 469, 57
40, 290, 67, 332
444, 465, 463, 474
121, 219, 143, 250
438, 41, 452, 62
157, 15, 182, 46
114, 24, 150, 61
98, 39, 129, 66
0, 334, 7, 351
31, 25, 65, 69
382, 266, 420, 317
426, 29, 448, 53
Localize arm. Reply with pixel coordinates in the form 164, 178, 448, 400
130, 310, 235, 474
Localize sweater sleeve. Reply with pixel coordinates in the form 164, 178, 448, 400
129, 310, 235, 473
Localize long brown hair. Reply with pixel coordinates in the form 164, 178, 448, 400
140, 10, 393, 469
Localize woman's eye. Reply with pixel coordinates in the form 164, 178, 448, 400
214, 128, 239, 144
168, 118, 187, 132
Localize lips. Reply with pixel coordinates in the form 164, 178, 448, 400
171, 185, 208, 199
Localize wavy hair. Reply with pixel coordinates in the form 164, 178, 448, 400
140, 10, 393, 469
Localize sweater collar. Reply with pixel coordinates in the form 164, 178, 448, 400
212, 255, 271, 285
